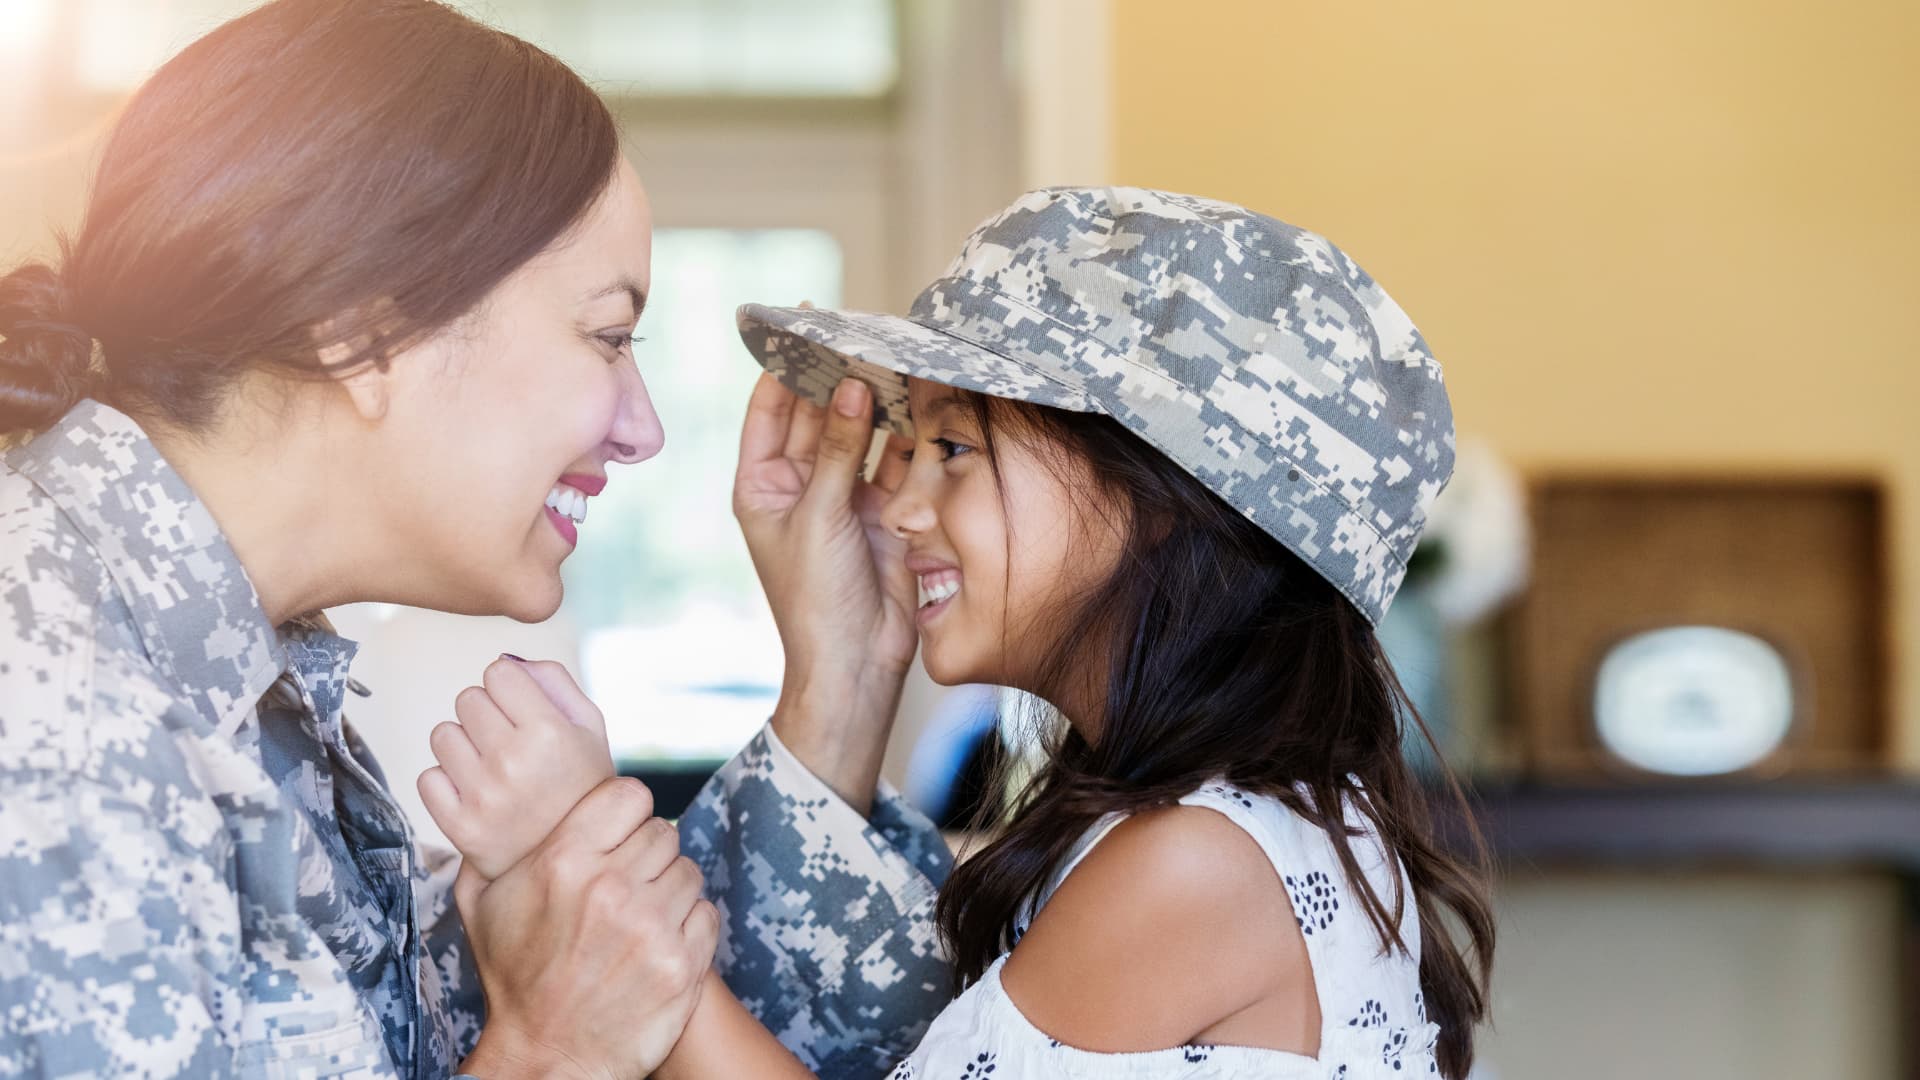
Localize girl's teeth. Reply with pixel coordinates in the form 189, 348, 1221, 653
917, 575, 959, 609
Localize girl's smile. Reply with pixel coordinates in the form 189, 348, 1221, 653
908, 553, 962, 624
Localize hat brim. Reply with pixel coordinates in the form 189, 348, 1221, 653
736, 303, 1097, 437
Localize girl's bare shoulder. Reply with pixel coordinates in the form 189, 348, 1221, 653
999, 803, 1308, 1053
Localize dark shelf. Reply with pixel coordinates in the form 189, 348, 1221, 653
619, 759, 723, 820
1432, 777, 1920, 874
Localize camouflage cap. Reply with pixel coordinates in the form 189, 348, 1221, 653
737, 187, 1454, 624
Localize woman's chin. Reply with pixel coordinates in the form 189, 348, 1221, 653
496, 572, 565, 624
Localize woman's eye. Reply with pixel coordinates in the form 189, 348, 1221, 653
596, 332, 645, 360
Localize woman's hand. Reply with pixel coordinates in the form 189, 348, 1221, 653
732, 372, 916, 814
456, 776, 718, 1080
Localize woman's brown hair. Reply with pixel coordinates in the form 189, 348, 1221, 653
936, 395, 1496, 1079
0, 0, 620, 437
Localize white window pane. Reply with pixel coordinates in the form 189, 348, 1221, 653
564, 228, 843, 763
467, 0, 898, 97
62, 0, 899, 97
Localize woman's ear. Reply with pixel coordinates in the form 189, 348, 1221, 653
314, 301, 402, 423
328, 340, 392, 423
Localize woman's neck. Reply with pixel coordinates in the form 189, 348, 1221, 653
142, 403, 374, 628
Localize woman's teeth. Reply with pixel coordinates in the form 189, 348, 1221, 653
917, 575, 960, 609
545, 483, 589, 526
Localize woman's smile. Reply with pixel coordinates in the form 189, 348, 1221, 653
543, 472, 606, 548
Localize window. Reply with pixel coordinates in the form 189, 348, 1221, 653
564, 228, 844, 763
49, 0, 900, 97
479, 0, 899, 97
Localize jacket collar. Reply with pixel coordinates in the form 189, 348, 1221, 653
6, 399, 285, 740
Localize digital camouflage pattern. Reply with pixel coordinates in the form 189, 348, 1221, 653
0, 399, 955, 1078
739, 187, 1456, 624
680, 725, 953, 1079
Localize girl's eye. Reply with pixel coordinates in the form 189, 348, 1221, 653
902, 436, 974, 464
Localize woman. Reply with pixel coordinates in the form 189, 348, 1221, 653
0, 1, 951, 1076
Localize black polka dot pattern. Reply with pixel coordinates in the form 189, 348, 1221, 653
1284, 870, 1340, 934
1381, 1027, 1410, 1071
1349, 999, 1389, 1029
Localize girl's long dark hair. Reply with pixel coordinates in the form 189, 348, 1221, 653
934, 395, 1495, 1079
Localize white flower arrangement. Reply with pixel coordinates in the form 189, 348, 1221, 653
1406, 437, 1531, 626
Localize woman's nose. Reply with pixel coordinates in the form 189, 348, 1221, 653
609, 369, 665, 464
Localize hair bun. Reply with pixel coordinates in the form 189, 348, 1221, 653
0, 262, 97, 437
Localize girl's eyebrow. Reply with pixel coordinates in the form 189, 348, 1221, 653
915, 390, 969, 423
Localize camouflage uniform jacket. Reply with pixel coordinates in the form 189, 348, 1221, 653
0, 400, 953, 1079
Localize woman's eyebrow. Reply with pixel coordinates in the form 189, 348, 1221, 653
581, 277, 647, 318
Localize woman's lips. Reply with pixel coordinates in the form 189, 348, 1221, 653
545, 506, 578, 547
559, 472, 607, 496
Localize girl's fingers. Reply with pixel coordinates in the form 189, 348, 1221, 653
783, 395, 827, 469
512, 658, 605, 732
428, 720, 482, 782
871, 432, 913, 494
481, 656, 567, 729
798, 379, 874, 517
853, 478, 900, 532
417, 765, 462, 820
454, 683, 513, 751
737, 372, 797, 474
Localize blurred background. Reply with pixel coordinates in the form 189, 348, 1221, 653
4, 1, 1917, 1076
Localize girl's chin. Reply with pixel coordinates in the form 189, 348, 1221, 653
918, 641, 991, 689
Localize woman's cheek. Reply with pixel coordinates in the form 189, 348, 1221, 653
552, 367, 623, 447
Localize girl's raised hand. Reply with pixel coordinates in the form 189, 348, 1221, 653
732, 371, 917, 813
416, 655, 617, 880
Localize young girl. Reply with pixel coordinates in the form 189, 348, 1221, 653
424, 188, 1494, 1079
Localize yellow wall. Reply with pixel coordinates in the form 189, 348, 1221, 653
1111, 0, 1920, 762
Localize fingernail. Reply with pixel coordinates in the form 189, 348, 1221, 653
501, 653, 526, 663
833, 378, 865, 417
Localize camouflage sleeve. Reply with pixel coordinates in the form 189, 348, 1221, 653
0, 773, 240, 1078
678, 723, 955, 1080
412, 841, 487, 1064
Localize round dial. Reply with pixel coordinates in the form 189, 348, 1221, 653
1593, 626, 1796, 776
